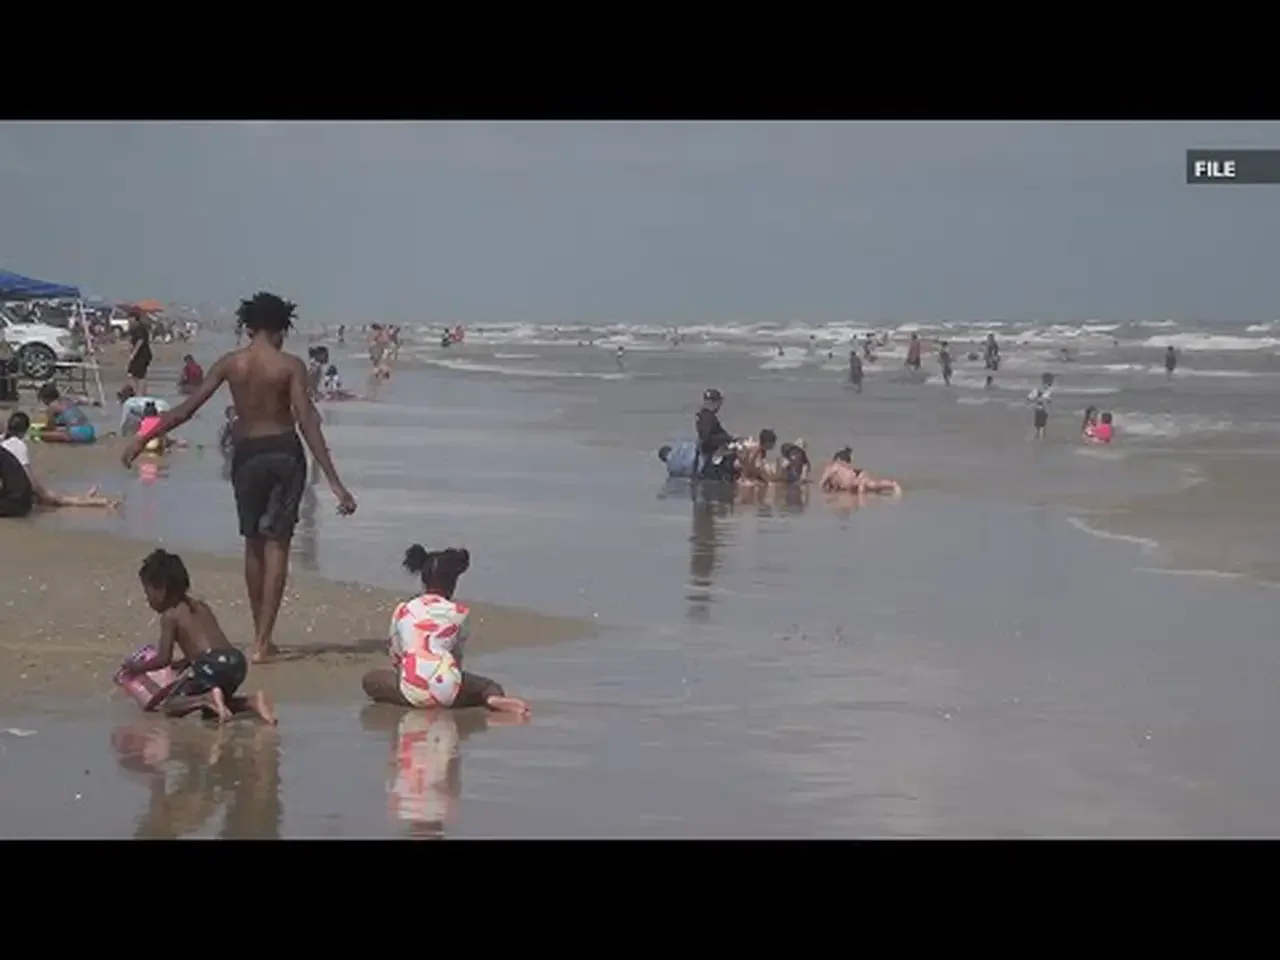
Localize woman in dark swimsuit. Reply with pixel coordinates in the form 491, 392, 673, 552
127, 314, 154, 395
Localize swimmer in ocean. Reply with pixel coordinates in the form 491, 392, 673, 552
776, 441, 811, 484
736, 428, 778, 484
1085, 411, 1114, 444
818, 447, 902, 496
1080, 405, 1099, 438
361, 545, 530, 716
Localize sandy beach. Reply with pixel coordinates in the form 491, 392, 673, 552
0, 350, 591, 711
0, 523, 589, 708
6, 316, 1280, 837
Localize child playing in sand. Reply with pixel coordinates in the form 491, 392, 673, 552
119, 549, 276, 725
361, 544, 530, 716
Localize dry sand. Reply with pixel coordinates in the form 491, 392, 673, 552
1, 344, 592, 710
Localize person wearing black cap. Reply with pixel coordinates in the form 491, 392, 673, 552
695, 388, 734, 477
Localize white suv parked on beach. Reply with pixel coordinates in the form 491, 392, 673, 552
0, 307, 83, 380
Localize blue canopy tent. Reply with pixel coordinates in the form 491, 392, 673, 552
0, 269, 81, 301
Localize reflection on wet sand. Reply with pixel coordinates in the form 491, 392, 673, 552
687, 496, 729, 624
359, 704, 526, 840
111, 718, 282, 839
736, 481, 809, 517
682, 480, 811, 623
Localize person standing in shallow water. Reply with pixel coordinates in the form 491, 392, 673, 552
1165, 345, 1177, 379
122, 292, 358, 664
1028, 372, 1054, 440
905, 333, 922, 371
938, 341, 953, 386
848, 349, 863, 393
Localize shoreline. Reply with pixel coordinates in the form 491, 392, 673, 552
0, 521, 593, 710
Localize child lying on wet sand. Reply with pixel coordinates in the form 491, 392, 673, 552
361, 544, 530, 717
120, 549, 277, 726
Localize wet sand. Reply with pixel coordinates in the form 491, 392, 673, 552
0, 522, 590, 708
9, 324, 1280, 837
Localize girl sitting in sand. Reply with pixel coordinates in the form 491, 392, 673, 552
361, 545, 530, 717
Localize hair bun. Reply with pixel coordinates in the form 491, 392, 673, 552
403, 543, 429, 574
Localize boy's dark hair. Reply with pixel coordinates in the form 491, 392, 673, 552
1101, 411, 1113, 424
5, 411, 29, 438
657, 444, 672, 462
37, 383, 59, 404
759, 428, 777, 447
236, 292, 296, 334
403, 544, 471, 595
833, 447, 853, 463
139, 549, 191, 606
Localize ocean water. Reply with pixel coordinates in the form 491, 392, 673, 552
13, 330, 1280, 837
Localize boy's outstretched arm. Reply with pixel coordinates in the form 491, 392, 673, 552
122, 359, 227, 466
288, 355, 356, 514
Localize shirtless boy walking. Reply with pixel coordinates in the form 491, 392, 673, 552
123, 292, 357, 663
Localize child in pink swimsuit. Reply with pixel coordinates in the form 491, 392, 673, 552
1091, 412, 1114, 444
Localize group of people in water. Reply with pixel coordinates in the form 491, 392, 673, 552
659, 387, 904, 498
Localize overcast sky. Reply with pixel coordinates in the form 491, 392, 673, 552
1, 121, 1276, 324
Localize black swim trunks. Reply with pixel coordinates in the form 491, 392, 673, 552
173, 647, 248, 699
230, 431, 307, 540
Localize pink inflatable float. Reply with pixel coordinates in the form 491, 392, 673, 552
113, 645, 181, 711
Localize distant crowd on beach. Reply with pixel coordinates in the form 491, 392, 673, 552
838, 331, 1180, 445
